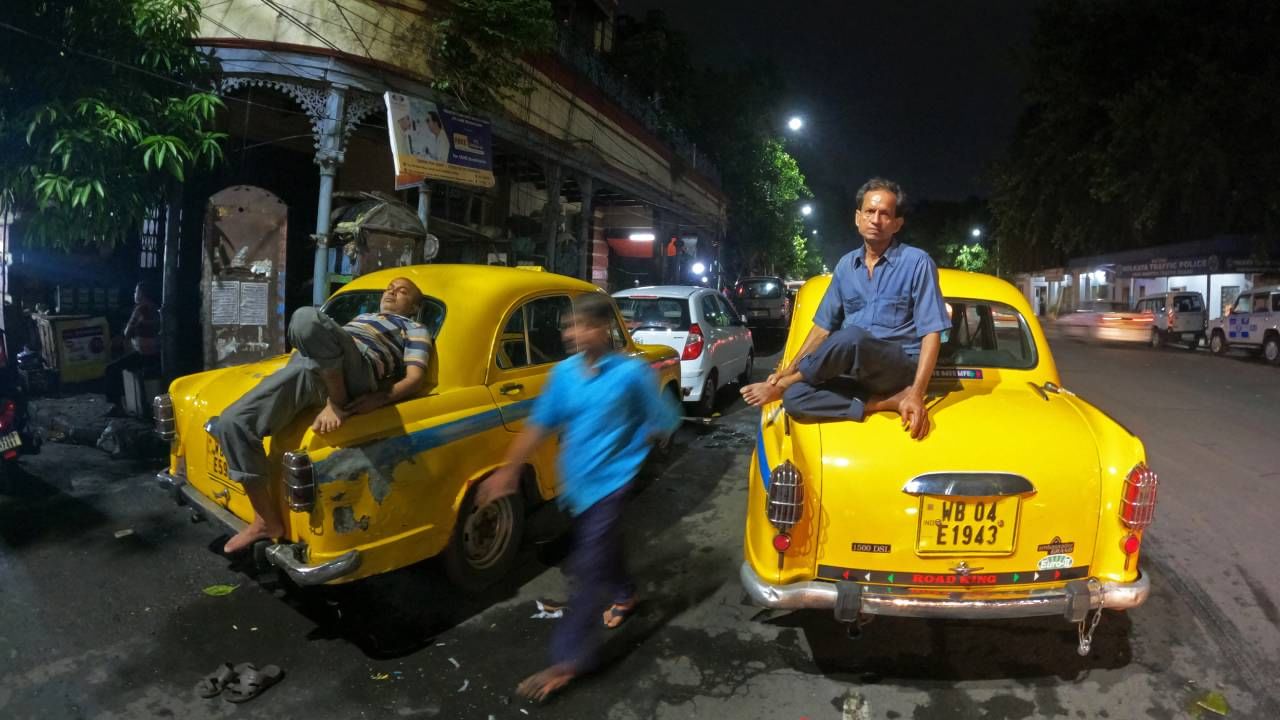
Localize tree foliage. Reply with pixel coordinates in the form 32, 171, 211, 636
607, 17, 818, 278
991, 0, 1280, 272
0, 0, 226, 248
427, 0, 556, 110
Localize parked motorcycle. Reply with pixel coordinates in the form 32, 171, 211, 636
0, 329, 41, 493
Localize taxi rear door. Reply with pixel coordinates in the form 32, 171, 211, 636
487, 294, 572, 431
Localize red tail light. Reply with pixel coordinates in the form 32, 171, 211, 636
767, 460, 804, 534
0, 399, 16, 432
1120, 464, 1158, 529
283, 450, 315, 512
681, 323, 705, 360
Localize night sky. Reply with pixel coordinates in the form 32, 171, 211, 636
624, 0, 1038, 205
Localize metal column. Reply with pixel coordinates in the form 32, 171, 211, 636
576, 174, 594, 281
541, 161, 562, 273
311, 84, 348, 306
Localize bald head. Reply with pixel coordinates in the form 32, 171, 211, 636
380, 277, 424, 317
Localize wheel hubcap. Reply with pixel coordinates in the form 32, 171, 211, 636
463, 498, 513, 569
1267, 342, 1279, 362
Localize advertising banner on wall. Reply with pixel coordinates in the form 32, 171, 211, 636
384, 92, 496, 190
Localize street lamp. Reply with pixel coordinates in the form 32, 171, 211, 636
811, 229, 818, 236
970, 227, 983, 239
800, 204, 813, 217
787, 116, 804, 132
691, 261, 706, 275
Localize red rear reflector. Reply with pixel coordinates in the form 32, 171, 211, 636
1123, 534, 1141, 555
3, 449, 16, 460
772, 533, 792, 552
681, 323, 704, 360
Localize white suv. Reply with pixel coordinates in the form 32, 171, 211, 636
1208, 286, 1280, 365
614, 286, 754, 415
1134, 291, 1206, 350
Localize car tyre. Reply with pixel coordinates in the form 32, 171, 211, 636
737, 352, 754, 385
1209, 331, 1228, 356
444, 481, 526, 593
1149, 329, 1163, 349
1186, 333, 1203, 351
693, 372, 717, 417
1264, 335, 1280, 366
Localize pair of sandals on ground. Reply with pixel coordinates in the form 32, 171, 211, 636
196, 662, 284, 703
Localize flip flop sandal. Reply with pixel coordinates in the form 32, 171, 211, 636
195, 663, 238, 698
602, 602, 637, 629
223, 663, 284, 703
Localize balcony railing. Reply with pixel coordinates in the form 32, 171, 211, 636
553, 31, 722, 189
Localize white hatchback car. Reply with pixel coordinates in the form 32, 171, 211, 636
614, 286, 754, 415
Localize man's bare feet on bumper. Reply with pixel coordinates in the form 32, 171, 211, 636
223, 520, 282, 554
740, 381, 783, 407
517, 664, 576, 703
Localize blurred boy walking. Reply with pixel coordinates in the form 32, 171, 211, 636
477, 293, 681, 702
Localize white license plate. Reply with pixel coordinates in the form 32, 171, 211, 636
0, 432, 22, 452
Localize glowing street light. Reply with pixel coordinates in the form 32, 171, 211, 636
970, 227, 983, 239
811, 229, 818, 236
787, 116, 804, 132
628, 232, 655, 242
800, 204, 813, 217
691, 261, 707, 275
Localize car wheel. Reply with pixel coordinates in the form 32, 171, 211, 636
1210, 331, 1228, 355
444, 481, 526, 593
694, 372, 717, 417
1186, 333, 1202, 351
1264, 336, 1280, 366
1149, 329, 1163, 349
738, 352, 754, 385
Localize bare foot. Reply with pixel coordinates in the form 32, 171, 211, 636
740, 381, 783, 407
516, 664, 576, 703
602, 598, 637, 629
311, 404, 346, 434
223, 519, 283, 554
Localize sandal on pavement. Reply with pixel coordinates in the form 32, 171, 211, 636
602, 601, 637, 629
223, 663, 284, 703
195, 663, 238, 698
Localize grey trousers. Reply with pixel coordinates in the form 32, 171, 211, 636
211, 307, 376, 487
782, 326, 917, 422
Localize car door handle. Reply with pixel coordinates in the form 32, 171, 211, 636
499, 382, 524, 396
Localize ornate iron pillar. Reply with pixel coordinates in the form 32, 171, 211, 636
312, 84, 348, 306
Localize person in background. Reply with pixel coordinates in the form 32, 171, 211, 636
476, 293, 681, 702
104, 281, 162, 408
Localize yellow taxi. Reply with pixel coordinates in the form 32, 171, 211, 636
154, 265, 681, 589
742, 270, 1156, 655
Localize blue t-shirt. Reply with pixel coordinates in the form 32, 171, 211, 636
528, 352, 682, 515
813, 241, 951, 356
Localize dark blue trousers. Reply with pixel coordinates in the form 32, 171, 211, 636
549, 484, 636, 672
782, 326, 916, 421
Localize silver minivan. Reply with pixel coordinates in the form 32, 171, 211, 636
1134, 291, 1206, 350
1208, 286, 1280, 365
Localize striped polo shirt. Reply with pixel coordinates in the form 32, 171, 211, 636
343, 312, 431, 381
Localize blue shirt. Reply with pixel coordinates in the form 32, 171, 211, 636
813, 241, 951, 356
528, 352, 682, 515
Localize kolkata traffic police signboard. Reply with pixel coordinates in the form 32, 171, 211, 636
384, 93, 496, 190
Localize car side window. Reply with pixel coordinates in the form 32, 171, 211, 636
701, 295, 728, 328
608, 307, 629, 350
716, 295, 742, 326
1252, 294, 1269, 314
496, 295, 571, 369
1233, 294, 1251, 314
496, 307, 529, 370
526, 296, 572, 365
1273, 294, 1280, 313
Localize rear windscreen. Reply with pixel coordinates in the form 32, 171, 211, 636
739, 279, 783, 299
616, 297, 691, 330
1173, 295, 1203, 312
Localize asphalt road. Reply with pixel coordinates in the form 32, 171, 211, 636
1, 332, 1277, 719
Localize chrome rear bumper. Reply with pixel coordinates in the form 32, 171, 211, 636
156, 472, 361, 586
740, 562, 1149, 623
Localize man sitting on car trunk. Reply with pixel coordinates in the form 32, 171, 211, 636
741, 178, 949, 439
212, 277, 431, 554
